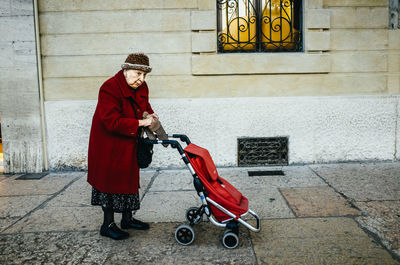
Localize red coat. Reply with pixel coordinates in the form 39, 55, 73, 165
87, 70, 153, 194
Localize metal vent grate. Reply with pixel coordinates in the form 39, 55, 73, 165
238, 137, 288, 166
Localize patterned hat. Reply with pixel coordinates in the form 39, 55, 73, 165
121, 53, 152, 73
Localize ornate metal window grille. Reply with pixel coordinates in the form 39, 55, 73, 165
389, 0, 400, 29
238, 137, 288, 166
217, 0, 302, 52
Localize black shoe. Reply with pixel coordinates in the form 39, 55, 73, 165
100, 222, 129, 240
121, 218, 150, 230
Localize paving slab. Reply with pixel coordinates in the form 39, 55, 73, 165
0, 195, 50, 231
242, 187, 295, 219
149, 169, 193, 192
280, 187, 361, 217
251, 217, 399, 265
46, 176, 92, 207
355, 200, 400, 256
3, 206, 103, 233
0, 223, 256, 265
135, 191, 201, 222
218, 166, 327, 191
310, 162, 400, 201
0, 172, 79, 196
139, 169, 157, 195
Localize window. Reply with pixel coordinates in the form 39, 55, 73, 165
217, 0, 302, 53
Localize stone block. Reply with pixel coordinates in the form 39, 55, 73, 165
0, 0, 11, 16
0, 16, 35, 42
43, 77, 102, 100
191, 10, 216, 30
0, 92, 40, 114
389, 30, 400, 50
150, 73, 387, 98
330, 29, 388, 50
1, 139, 43, 173
280, 187, 361, 217
388, 53, 400, 72
388, 74, 400, 95
198, 0, 216, 10
1, 115, 41, 141
41, 32, 191, 56
12, 40, 37, 67
306, 9, 330, 29
38, 0, 197, 12
330, 7, 388, 29
307, 0, 323, 8
0, 42, 14, 68
39, 10, 191, 34
44, 72, 388, 101
305, 30, 330, 51
397, 98, 400, 157
252, 218, 398, 265
331, 51, 387, 72
323, 0, 388, 7
42, 54, 191, 78
191, 31, 217, 53
11, 0, 33, 16
192, 53, 331, 75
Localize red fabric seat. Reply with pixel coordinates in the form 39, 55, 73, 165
184, 144, 249, 222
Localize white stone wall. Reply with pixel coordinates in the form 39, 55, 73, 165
0, 0, 43, 173
45, 95, 399, 170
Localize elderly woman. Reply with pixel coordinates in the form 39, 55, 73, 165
87, 53, 157, 240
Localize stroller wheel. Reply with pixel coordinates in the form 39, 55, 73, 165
175, 225, 195, 246
186, 207, 202, 224
222, 230, 239, 249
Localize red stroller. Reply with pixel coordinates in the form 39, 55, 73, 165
147, 134, 260, 248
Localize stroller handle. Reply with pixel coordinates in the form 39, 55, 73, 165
144, 134, 191, 154
169, 134, 191, 145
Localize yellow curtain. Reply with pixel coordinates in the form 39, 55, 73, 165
261, 0, 299, 50
220, 1, 257, 51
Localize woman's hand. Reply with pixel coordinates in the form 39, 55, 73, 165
149, 113, 159, 120
139, 116, 154, 127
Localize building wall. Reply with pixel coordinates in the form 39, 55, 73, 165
0, 0, 43, 173
38, 0, 400, 169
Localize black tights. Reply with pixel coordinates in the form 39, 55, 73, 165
102, 207, 114, 226
102, 207, 134, 226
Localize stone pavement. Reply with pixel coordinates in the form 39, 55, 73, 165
0, 162, 399, 264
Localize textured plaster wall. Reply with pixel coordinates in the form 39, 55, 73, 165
0, 0, 43, 173
45, 96, 399, 170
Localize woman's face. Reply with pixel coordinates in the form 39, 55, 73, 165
124, 69, 147, 89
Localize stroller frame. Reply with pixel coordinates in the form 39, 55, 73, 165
146, 134, 261, 248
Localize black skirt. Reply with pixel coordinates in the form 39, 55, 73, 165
91, 187, 140, 213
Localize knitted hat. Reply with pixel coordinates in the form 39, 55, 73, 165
121, 53, 152, 73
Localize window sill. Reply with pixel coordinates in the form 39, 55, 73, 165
191, 53, 331, 75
